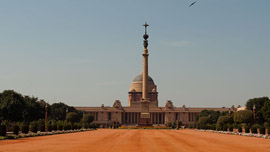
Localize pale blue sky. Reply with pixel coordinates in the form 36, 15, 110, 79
0, 0, 269, 107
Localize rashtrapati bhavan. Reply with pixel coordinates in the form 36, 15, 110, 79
75, 23, 237, 127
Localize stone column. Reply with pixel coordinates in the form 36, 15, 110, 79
139, 22, 152, 127
142, 48, 148, 100
157, 113, 160, 124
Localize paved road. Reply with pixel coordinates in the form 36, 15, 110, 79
0, 129, 269, 152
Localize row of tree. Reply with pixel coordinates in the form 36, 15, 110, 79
0, 90, 97, 136
196, 97, 270, 132
0, 90, 85, 123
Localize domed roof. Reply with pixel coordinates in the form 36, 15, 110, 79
133, 73, 154, 83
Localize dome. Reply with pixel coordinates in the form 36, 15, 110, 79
133, 73, 154, 83
129, 73, 156, 92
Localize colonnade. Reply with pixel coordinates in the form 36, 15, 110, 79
151, 113, 165, 124
122, 112, 141, 124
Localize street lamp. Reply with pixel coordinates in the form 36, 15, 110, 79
45, 103, 48, 132
66, 108, 68, 115
253, 104, 256, 123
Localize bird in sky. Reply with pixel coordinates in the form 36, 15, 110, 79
189, 1, 197, 7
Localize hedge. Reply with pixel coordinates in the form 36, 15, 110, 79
22, 125, 29, 134
0, 125, 7, 136
251, 126, 257, 134
47, 124, 53, 132
245, 127, 250, 133
30, 123, 38, 133
52, 124, 57, 131
13, 125, 19, 135
260, 127, 265, 134
57, 124, 63, 131
238, 126, 242, 133
40, 124, 45, 132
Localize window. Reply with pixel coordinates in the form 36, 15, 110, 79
96, 112, 98, 121
108, 112, 111, 121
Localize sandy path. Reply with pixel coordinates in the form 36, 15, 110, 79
0, 129, 269, 152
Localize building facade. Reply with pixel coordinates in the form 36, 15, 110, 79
75, 24, 236, 127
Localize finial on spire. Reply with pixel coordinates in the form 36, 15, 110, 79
143, 22, 149, 34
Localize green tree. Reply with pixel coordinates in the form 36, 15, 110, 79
216, 116, 233, 130
217, 116, 233, 125
234, 110, 253, 124
262, 101, 270, 123
0, 90, 26, 122
196, 110, 221, 124
49, 102, 70, 121
23, 96, 44, 122
246, 97, 269, 124
198, 116, 210, 125
82, 113, 94, 128
66, 112, 80, 124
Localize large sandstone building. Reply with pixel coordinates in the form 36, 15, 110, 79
76, 24, 236, 127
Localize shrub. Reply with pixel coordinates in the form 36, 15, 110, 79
0, 125, 7, 136
74, 123, 81, 129
30, 121, 39, 133
251, 126, 257, 134
264, 122, 270, 128
57, 123, 63, 131
83, 123, 89, 129
72, 124, 77, 130
245, 126, 250, 133
67, 124, 71, 130
201, 124, 206, 130
206, 124, 213, 130
47, 124, 53, 132
40, 124, 45, 132
188, 124, 195, 129
13, 125, 19, 135
206, 124, 215, 130
22, 125, 29, 134
77, 123, 82, 129
64, 125, 68, 130
222, 125, 227, 131
52, 124, 57, 131
229, 125, 233, 132
238, 126, 242, 133
216, 124, 221, 131
211, 124, 216, 130
216, 123, 227, 131
251, 124, 260, 134
94, 123, 100, 129
232, 123, 238, 129
260, 126, 265, 134
167, 122, 172, 128
64, 123, 71, 130
30, 124, 38, 133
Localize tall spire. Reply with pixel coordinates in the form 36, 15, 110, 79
142, 22, 149, 99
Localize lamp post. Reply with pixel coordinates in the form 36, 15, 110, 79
66, 108, 69, 120
253, 104, 256, 123
45, 103, 48, 132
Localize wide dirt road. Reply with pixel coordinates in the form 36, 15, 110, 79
0, 129, 269, 152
